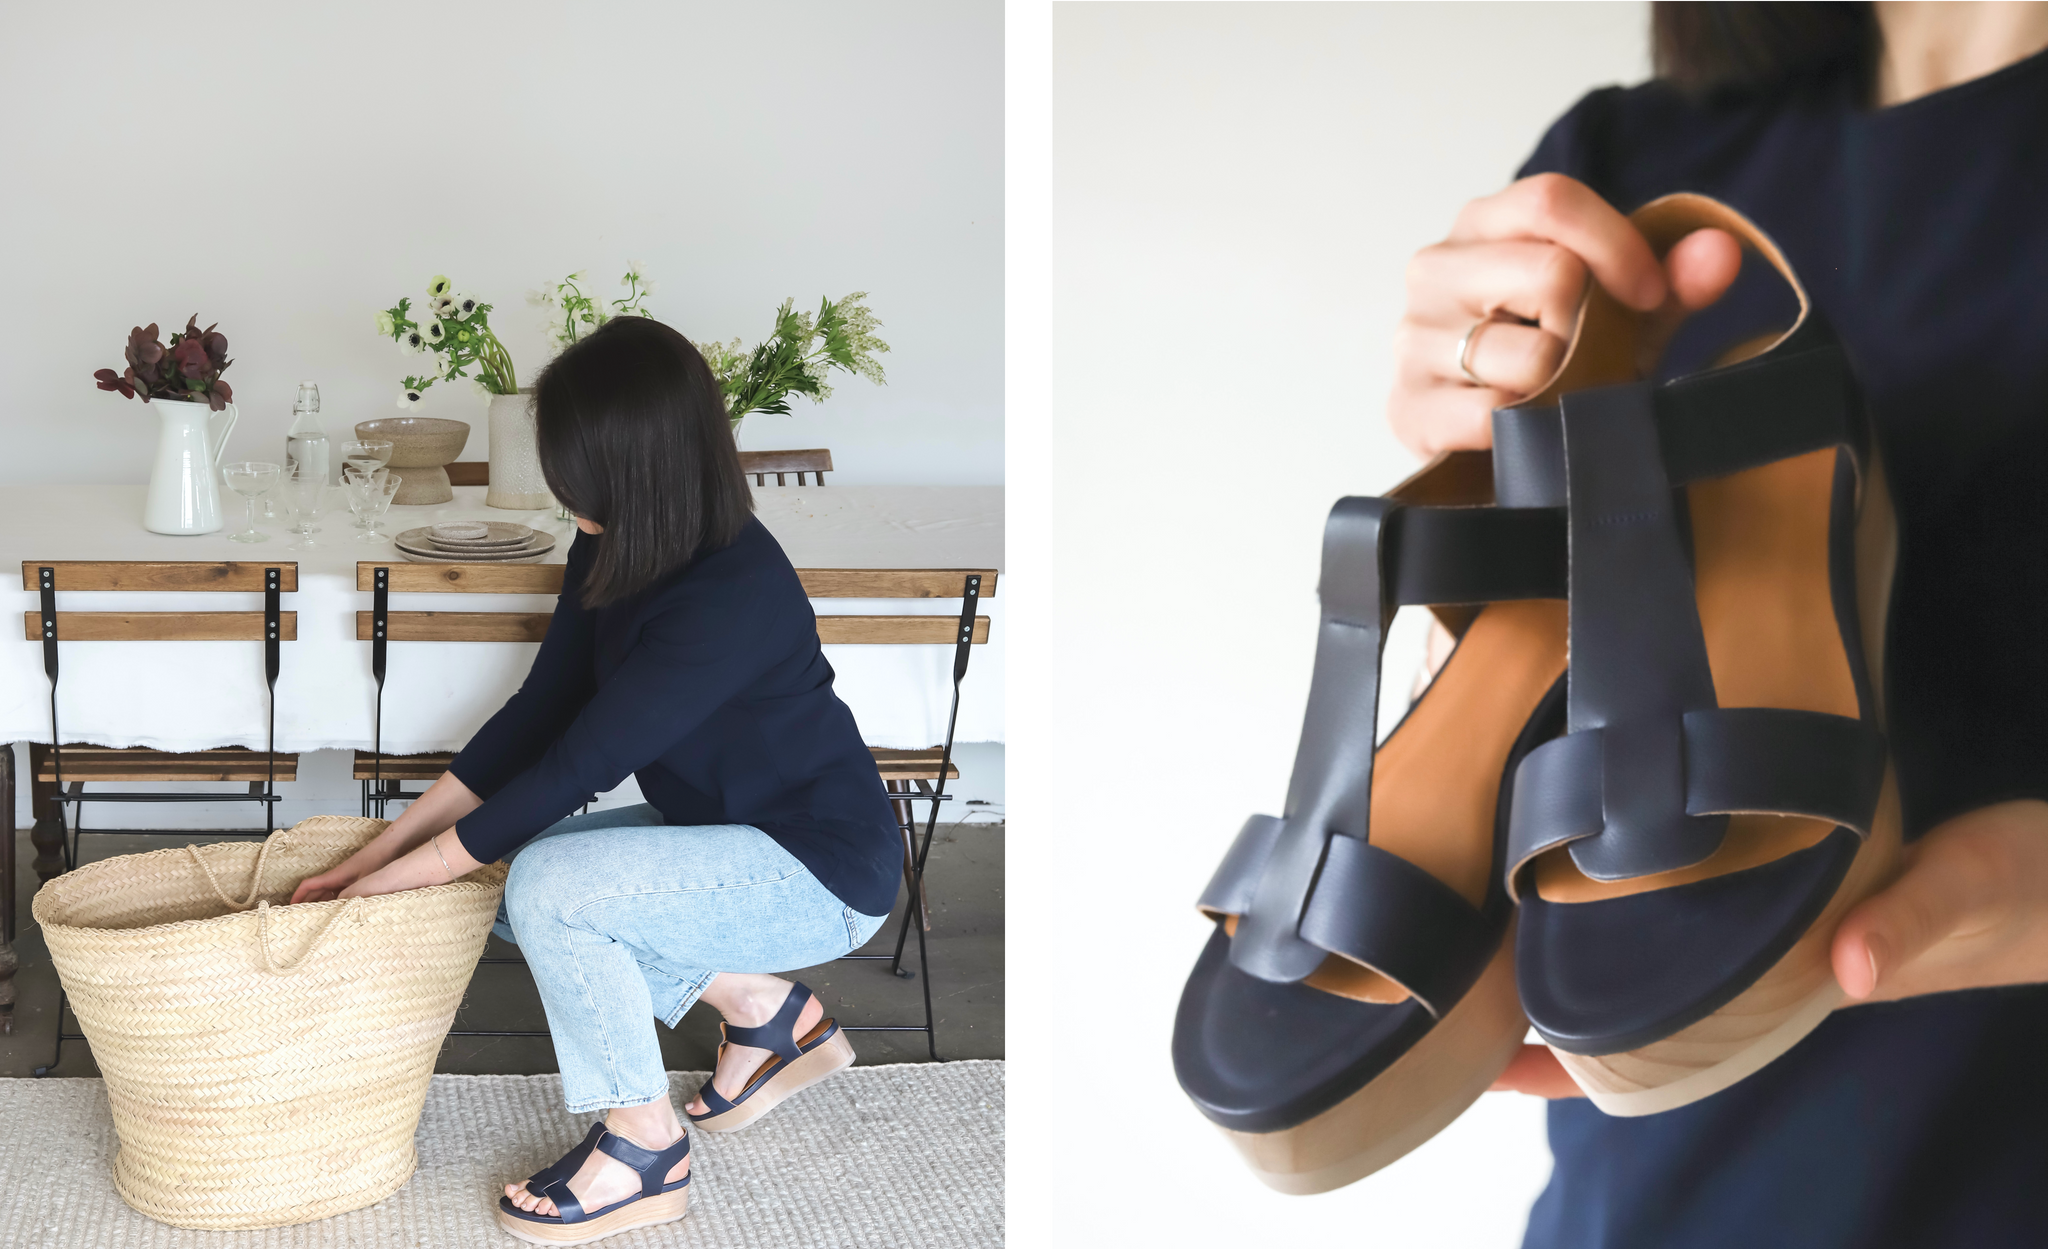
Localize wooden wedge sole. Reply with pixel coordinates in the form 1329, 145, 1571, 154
690, 1028, 856, 1133
1219, 939, 1525, 1194
1556, 769, 1902, 1115
496, 1186, 690, 1246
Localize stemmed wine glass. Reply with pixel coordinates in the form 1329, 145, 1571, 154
221, 462, 282, 543
341, 441, 394, 529
343, 466, 402, 541
279, 465, 324, 548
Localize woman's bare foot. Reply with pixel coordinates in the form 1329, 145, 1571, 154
684, 973, 824, 1117
502, 1098, 690, 1219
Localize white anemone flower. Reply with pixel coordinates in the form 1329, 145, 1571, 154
427, 294, 457, 319
374, 310, 395, 337
398, 329, 426, 354
397, 389, 423, 409
421, 319, 446, 345
452, 294, 480, 319
426, 275, 452, 299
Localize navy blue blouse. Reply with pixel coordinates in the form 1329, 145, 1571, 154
1515, 50, 2048, 1249
448, 517, 902, 918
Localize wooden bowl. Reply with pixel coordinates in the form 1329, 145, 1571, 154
355, 417, 470, 505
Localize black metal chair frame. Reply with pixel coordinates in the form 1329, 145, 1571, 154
34, 563, 287, 1076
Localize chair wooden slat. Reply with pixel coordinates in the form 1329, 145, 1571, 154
24, 612, 298, 642
740, 448, 832, 486
817, 616, 990, 645
869, 748, 962, 781
352, 751, 456, 781
359, 610, 984, 645
21, 561, 299, 592
796, 569, 998, 599
357, 563, 567, 593
33, 745, 299, 783
356, 611, 551, 642
445, 461, 491, 487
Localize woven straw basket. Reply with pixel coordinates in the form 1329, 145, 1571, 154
32, 816, 506, 1230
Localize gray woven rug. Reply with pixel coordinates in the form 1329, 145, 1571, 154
0, 1063, 1003, 1248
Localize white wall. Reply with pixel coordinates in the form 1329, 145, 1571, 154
1038, 4, 1647, 1247
0, 0, 1002, 486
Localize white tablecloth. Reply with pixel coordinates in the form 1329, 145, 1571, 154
1, 485, 1004, 754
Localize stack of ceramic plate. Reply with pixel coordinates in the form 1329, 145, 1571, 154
393, 521, 557, 564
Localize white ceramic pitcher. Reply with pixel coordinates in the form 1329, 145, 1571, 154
143, 399, 239, 535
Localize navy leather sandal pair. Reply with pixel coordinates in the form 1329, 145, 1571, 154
1173, 194, 1900, 1190
497, 1121, 692, 1245
686, 982, 857, 1133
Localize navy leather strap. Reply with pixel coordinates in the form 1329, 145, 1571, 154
1493, 347, 1863, 508
596, 1127, 691, 1199
722, 983, 810, 1061
1297, 838, 1492, 1016
1201, 493, 1538, 994
1502, 344, 1884, 890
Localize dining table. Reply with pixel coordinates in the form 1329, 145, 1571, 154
1, 483, 1005, 758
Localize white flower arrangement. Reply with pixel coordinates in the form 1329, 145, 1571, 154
377, 274, 517, 407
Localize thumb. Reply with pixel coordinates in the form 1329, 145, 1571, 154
1832, 838, 1992, 1000
1663, 227, 1742, 311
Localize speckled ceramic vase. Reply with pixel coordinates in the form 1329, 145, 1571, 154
485, 391, 553, 510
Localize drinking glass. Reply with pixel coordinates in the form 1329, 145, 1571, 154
341, 440, 395, 527
279, 466, 322, 547
344, 467, 402, 541
221, 461, 282, 543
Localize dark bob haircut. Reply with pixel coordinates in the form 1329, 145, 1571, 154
1652, 2, 1876, 100
532, 316, 753, 609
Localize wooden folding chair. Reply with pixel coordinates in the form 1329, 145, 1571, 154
809, 568, 994, 1060
445, 448, 832, 491
21, 560, 297, 1074
21, 561, 298, 878
353, 560, 992, 1059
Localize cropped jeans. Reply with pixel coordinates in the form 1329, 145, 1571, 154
494, 804, 889, 1115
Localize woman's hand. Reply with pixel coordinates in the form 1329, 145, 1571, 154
290, 772, 484, 904
1492, 800, 2048, 1098
1388, 173, 1744, 458
1832, 800, 2048, 1002
291, 858, 371, 905
340, 829, 485, 900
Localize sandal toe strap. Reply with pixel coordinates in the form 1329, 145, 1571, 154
540, 1177, 587, 1224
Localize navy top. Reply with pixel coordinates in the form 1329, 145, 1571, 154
448, 517, 902, 918
1516, 51, 2048, 1249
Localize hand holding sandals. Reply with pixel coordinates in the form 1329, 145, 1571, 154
1389, 172, 1741, 456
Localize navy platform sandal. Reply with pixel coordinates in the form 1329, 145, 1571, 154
1172, 452, 1573, 1195
686, 982, 856, 1133
497, 1121, 692, 1246
1499, 194, 1901, 1115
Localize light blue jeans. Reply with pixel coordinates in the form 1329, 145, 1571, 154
494, 804, 889, 1114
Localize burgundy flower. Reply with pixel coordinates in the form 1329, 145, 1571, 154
202, 329, 228, 368
171, 336, 213, 379
93, 367, 136, 399
205, 379, 233, 410
125, 324, 164, 373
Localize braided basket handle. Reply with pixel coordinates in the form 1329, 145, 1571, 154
186, 827, 363, 976
253, 897, 363, 975
187, 825, 295, 912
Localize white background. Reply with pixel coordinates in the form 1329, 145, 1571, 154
1015, 4, 1647, 1247
0, 0, 1002, 486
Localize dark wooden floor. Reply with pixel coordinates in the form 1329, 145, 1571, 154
0, 820, 1003, 1078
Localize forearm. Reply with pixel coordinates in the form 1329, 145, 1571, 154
352, 772, 483, 873
344, 825, 486, 899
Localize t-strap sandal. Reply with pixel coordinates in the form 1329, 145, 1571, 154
686, 982, 856, 1133
1172, 454, 1571, 1194
496, 1121, 692, 1246
1497, 193, 1902, 1116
